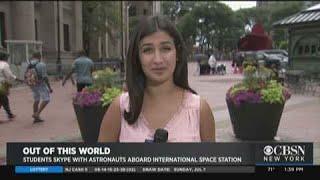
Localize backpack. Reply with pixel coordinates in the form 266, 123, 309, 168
24, 62, 41, 86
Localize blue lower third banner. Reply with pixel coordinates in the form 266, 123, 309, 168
6, 143, 313, 173
15, 166, 63, 174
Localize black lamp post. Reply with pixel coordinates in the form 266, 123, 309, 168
56, 1, 62, 79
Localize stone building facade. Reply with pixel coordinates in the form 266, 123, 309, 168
0, 1, 82, 74
90, 1, 161, 62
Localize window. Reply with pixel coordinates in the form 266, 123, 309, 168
304, 45, 310, 54
129, 6, 136, 16
100, 39, 104, 57
294, 36, 320, 56
0, 12, 5, 48
35, 19, 38, 41
311, 45, 316, 54
63, 24, 70, 51
143, 9, 147, 15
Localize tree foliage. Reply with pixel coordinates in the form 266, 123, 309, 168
83, 1, 120, 55
175, 2, 237, 52
270, 2, 304, 48
235, 1, 304, 49
162, 1, 306, 53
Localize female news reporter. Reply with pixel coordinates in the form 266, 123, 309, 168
98, 16, 215, 142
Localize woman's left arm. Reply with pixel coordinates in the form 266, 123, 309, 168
200, 98, 215, 142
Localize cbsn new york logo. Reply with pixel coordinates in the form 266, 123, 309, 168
263, 145, 305, 162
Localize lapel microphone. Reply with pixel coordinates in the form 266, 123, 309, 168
145, 128, 168, 143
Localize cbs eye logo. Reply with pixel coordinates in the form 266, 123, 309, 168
263, 145, 274, 156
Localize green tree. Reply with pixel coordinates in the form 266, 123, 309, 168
161, 1, 178, 21
235, 7, 259, 34
167, 1, 306, 56
270, 1, 304, 23
190, 2, 235, 52
234, 2, 304, 50
270, 2, 304, 48
161, 1, 198, 22
176, 12, 197, 58
175, 1, 242, 55
83, 1, 120, 56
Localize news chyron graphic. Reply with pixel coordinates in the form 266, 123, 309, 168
257, 143, 313, 165
1, 0, 320, 177
253, 143, 319, 174
3, 142, 316, 174
263, 145, 306, 161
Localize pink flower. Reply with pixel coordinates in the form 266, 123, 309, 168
73, 90, 102, 107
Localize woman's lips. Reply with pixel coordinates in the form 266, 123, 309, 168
151, 67, 166, 73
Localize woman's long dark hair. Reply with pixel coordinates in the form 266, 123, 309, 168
124, 15, 196, 125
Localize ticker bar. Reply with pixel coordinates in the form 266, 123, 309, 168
63, 166, 255, 173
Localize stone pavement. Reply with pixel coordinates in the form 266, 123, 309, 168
0, 61, 319, 165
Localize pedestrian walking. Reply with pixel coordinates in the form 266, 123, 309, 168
0, 51, 23, 121
208, 53, 217, 75
25, 52, 53, 123
62, 50, 94, 92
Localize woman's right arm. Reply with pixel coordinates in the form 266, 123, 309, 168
98, 96, 121, 142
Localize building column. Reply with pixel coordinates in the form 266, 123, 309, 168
39, 2, 56, 53
74, 1, 83, 51
104, 34, 110, 58
11, 1, 35, 40
153, 1, 161, 15
98, 36, 101, 58
58, 1, 64, 52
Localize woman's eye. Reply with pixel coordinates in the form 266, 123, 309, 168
161, 47, 172, 52
142, 48, 153, 53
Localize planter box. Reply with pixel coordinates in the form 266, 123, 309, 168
73, 103, 108, 143
226, 99, 285, 140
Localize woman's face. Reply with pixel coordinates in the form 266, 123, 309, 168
139, 31, 177, 85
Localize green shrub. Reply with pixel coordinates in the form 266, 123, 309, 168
227, 63, 291, 105
261, 80, 284, 104
101, 87, 122, 107
91, 67, 121, 93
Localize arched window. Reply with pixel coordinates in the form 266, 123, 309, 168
294, 35, 320, 57
311, 45, 316, 55
305, 45, 310, 54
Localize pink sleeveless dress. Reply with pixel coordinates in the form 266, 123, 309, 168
119, 90, 201, 142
